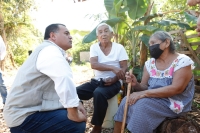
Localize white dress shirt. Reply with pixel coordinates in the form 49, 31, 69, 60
0, 36, 6, 60
36, 41, 80, 108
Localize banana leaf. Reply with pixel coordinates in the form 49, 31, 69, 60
184, 12, 198, 25
148, 19, 192, 30
82, 18, 124, 43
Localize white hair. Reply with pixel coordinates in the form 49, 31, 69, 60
96, 23, 114, 35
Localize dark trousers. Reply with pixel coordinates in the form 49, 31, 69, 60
77, 79, 121, 125
0, 72, 7, 104
10, 109, 86, 133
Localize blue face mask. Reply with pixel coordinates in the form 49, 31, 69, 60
149, 44, 163, 59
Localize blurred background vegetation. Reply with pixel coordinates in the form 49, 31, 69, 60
0, 0, 199, 69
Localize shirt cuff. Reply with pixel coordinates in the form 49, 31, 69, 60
60, 97, 80, 108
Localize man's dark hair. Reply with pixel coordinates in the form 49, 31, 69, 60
44, 23, 66, 40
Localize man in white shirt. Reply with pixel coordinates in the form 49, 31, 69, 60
3, 24, 86, 133
77, 23, 128, 133
0, 35, 7, 111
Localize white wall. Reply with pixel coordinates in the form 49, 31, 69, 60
80, 51, 90, 62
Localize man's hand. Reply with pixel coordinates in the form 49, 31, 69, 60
67, 107, 87, 122
112, 67, 125, 80
104, 76, 118, 86
77, 102, 87, 118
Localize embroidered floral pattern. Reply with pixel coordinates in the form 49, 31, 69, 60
147, 55, 194, 78
169, 98, 184, 114
169, 67, 174, 76
164, 70, 169, 76
148, 58, 178, 78
150, 69, 156, 76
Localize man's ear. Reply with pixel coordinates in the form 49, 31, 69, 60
111, 32, 114, 38
111, 32, 114, 36
49, 32, 56, 41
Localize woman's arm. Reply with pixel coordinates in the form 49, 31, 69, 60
127, 65, 193, 105
144, 65, 193, 98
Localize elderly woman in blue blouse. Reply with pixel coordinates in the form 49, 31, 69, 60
113, 31, 195, 133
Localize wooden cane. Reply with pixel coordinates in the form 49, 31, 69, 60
121, 69, 132, 133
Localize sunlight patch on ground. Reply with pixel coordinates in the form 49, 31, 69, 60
71, 62, 94, 86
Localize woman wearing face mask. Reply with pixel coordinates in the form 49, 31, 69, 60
113, 31, 195, 133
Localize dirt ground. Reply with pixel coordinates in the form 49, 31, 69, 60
0, 65, 200, 133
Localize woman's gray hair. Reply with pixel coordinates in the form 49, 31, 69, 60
150, 31, 175, 53
96, 23, 114, 35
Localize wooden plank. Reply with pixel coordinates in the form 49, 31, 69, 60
194, 76, 200, 79
169, 30, 182, 34
181, 33, 200, 66
193, 68, 200, 70
196, 45, 200, 51
177, 51, 191, 54
186, 34, 199, 38
194, 49, 200, 53
180, 42, 186, 47
174, 37, 182, 40
190, 42, 200, 46
195, 85, 200, 90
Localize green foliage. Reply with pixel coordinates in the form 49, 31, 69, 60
104, 0, 148, 20
126, 0, 148, 20
82, 27, 97, 44
140, 34, 150, 47
159, 0, 186, 11
70, 42, 91, 64
69, 30, 93, 63
84, 0, 198, 80
193, 101, 200, 109
9, 25, 42, 65
132, 66, 143, 82
1, 0, 42, 65
71, 30, 90, 36
184, 12, 198, 24
81, 0, 198, 75
153, 0, 198, 28
14, 54, 27, 65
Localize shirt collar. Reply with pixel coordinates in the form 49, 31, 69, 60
43, 40, 66, 57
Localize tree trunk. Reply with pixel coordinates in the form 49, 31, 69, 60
139, 1, 154, 67
156, 116, 200, 133
139, 42, 147, 67
0, 12, 5, 71
0, 12, 16, 70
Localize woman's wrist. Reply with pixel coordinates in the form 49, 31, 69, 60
79, 100, 83, 104
134, 82, 143, 91
135, 82, 140, 88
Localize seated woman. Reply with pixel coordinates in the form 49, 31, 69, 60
113, 31, 195, 133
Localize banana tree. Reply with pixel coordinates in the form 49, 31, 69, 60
82, 0, 194, 81
83, 0, 148, 69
